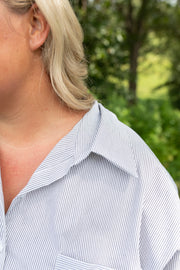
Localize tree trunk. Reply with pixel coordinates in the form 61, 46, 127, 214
129, 42, 140, 105
78, 0, 88, 11
126, 0, 148, 105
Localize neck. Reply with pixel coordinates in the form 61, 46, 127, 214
0, 69, 85, 149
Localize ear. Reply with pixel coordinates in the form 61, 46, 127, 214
28, 4, 50, 51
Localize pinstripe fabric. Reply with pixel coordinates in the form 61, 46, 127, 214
0, 101, 179, 270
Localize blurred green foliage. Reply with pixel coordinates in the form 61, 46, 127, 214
72, 0, 180, 189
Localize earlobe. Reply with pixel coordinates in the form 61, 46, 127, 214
29, 5, 50, 51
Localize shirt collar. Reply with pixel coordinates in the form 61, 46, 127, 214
91, 103, 138, 178
19, 101, 138, 196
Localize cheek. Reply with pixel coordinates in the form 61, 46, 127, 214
0, 39, 31, 94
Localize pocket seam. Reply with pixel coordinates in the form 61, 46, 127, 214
54, 254, 115, 270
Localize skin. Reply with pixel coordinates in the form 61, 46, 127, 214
0, 2, 87, 213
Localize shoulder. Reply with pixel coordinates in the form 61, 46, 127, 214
93, 103, 180, 269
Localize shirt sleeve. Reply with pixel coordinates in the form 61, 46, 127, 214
139, 164, 180, 270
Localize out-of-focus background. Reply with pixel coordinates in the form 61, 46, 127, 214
72, 0, 180, 192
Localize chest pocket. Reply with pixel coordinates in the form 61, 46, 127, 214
54, 254, 115, 270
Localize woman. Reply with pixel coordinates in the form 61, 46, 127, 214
0, 0, 179, 269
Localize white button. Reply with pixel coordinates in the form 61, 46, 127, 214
0, 241, 3, 253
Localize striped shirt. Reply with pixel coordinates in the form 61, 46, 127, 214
0, 101, 179, 270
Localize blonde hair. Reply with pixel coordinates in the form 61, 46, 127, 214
4, 0, 95, 110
